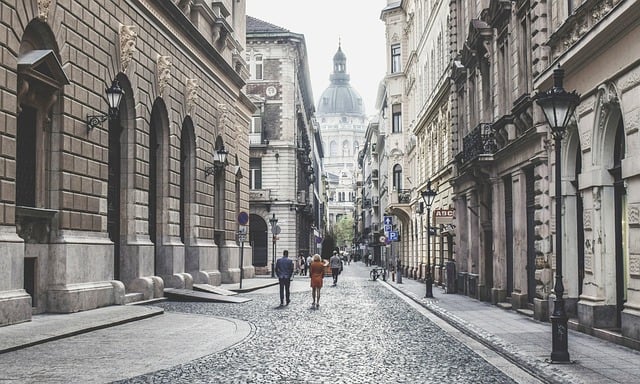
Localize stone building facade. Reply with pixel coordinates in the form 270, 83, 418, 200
245, 16, 319, 273
379, 0, 454, 285
1, 0, 252, 326
450, 0, 640, 345
316, 45, 367, 234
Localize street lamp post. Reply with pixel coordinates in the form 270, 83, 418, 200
269, 213, 278, 278
421, 181, 437, 298
535, 67, 580, 363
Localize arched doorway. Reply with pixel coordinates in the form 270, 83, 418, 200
609, 117, 627, 328
149, 99, 169, 276
180, 118, 196, 245
250, 214, 268, 268
108, 74, 134, 281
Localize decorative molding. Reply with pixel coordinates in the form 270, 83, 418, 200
38, 0, 52, 21
595, 82, 620, 133
185, 78, 198, 116
119, 25, 137, 74
630, 254, 640, 276
156, 55, 172, 98
628, 204, 640, 227
583, 209, 592, 230
217, 103, 229, 135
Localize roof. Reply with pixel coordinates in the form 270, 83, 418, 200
246, 16, 289, 33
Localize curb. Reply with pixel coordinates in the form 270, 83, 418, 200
381, 280, 579, 384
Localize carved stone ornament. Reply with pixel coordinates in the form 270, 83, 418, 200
156, 55, 172, 98
185, 78, 198, 116
595, 82, 619, 133
628, 204, 640, 227
38, 0, 52, 21
119, 25, 137, 74
217, 103, 229, 134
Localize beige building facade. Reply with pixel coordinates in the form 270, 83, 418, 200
245, 17, 319, 273
1, 0, 252, 326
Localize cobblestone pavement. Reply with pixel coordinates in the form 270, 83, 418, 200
115, 266, 529, 384
0, 264, 541, 384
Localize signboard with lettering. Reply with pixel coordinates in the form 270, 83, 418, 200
434, 209, 454, 225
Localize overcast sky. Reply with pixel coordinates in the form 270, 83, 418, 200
246, 0, 388, 116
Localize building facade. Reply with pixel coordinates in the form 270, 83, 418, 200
316, 45, 368, 237
245, 16, 319, 273
379, 0, 454, 285
1, 0, 252, 326
450, 0, 640, 345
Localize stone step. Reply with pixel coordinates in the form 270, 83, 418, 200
516, 308, 534, 317
123, 292, 144, 304
496, 302, 512, 310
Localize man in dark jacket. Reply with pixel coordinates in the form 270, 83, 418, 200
275, 249, 294, 306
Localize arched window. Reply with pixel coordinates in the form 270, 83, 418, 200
393, 164, 402, 190
330, 141, 338, 156
342, 140, 350, 156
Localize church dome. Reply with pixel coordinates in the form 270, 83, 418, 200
317, 44, 365, 115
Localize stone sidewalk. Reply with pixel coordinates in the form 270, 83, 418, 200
377, 264, 640, 384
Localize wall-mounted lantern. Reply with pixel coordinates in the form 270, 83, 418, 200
86, 80, 124, 131
204, 145, 229, 177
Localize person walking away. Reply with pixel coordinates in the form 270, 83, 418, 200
275, 250, 294, 307
368, 253, 373, 266
302, 254, 309, 276
330, 251, 342, 286
309, 254, 324, 308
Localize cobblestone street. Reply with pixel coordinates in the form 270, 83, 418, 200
0, 263, 540, 384
118, 263, 527, 384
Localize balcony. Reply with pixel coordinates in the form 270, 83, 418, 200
398, 189, 411, 204
249, 189, 271, 201
459, 123, 496, 164
249, 132, 268, 146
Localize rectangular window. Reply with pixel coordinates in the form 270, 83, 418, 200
391, 44, 401, 73
251, 116, 262, 134
249, 158, 262, 189
392, 104, 402, 133
254, 55, 263, 80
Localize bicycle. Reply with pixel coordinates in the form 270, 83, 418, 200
370, 267, 386, 281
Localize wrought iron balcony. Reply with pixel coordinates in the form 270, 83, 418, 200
398, 189, 411, 204
460, 123, 496, 163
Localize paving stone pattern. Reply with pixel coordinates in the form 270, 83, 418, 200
116, 271, 517, 384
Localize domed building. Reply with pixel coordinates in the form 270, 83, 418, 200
317, 44, 367, 236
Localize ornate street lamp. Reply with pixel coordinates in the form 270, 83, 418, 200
535, 66, 580, 363
421, 181, 437, 298
205, 145, 229, 177
86, 80, 124, 131
269, 213, 279, 278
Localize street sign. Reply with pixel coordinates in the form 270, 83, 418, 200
389, 231, 399, 241
238, 211, 249, 225
271, 225, 281, 235
379, 235, 386, 243
383, 224, 392, 234
384, 216, 393, 225
434, 209, 454, 225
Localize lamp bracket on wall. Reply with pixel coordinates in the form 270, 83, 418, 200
204, 145, 229, 177
86, 80, 124, 132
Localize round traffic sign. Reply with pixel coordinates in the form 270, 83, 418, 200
238, 211, 249, 225
379, 235, 386, 243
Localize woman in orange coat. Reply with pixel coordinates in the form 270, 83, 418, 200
309, 254, 325, 309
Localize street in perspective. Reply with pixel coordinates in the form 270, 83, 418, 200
4, 262, 640, 383
1, 263, 535, 384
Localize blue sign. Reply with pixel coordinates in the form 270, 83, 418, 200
384, 224, 392, 234
389, 231, 399, 241
238, 211, 249, 225
384, 216, 393, 225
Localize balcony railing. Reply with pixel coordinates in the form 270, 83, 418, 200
249, 189, 271, 201
460, 123, 496, 163
398, 189, 411, 204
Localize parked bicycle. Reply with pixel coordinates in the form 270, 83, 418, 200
370, 267, 386, 281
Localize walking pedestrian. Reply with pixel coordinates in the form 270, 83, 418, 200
309, 254, 324, 308
302, 253, 309, 276
368, 252, 373, 266
275, 249, 294, 307
330, 250, 342, 286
